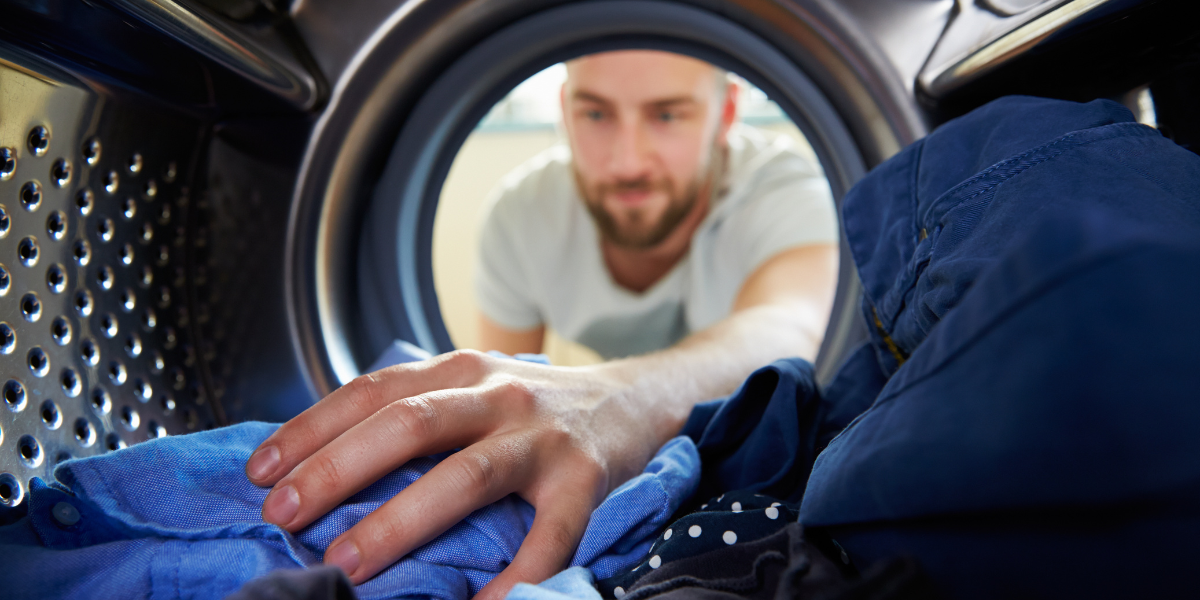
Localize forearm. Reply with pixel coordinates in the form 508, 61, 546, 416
587, 300, 825, 459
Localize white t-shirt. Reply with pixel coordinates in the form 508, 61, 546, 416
474, 124, 838, 359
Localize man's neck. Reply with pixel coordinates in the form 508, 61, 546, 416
602, 188, 711, 294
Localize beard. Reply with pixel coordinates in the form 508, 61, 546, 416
575, 141, 725, 250
578, 174, 703, 249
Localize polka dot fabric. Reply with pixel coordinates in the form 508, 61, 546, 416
597, 490, 797, 598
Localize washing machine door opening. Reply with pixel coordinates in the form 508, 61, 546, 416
288, 0, 922, 398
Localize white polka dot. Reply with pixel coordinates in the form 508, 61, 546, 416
770, 502, 781, 508
688, 524, 702, 538
765, 506, 780, 520
701, 503, 708, 509
663, 528, 673, 540
614, 586, 626, 598
731, 501, 743, 513
723, 530, 738, 545
649, 555, 662, 569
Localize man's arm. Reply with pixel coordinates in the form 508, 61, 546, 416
478, 315, 545, 355
245, 243, 837, 598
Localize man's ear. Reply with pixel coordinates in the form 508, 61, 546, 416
717, 81, 739, 141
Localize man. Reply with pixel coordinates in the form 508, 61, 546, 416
475, 50, 839, 359
244, 52, 839, 600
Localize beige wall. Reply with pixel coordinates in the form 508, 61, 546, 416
432, 121, 814, 366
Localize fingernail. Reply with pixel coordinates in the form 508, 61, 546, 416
263, 484, 299, 525
246, 445, 280, 482
325, 541, 361, 576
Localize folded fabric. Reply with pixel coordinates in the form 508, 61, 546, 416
2, 423, 699, 600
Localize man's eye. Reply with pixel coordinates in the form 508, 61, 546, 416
656, 112, 677, 123
585, 109, 605, 121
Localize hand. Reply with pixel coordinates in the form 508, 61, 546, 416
244, 350, 666, 599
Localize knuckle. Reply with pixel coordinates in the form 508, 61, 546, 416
387, 395, 442, 439
443, 349, 488, 375
304, 451, 346, 492
364, 512, 410, 550
342, 372, 384, 412
491, 379, 536, 410
448, 451, 500, 494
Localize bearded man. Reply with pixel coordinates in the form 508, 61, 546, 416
475, 50, 839, 359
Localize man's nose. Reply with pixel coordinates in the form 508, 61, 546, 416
608, 118, 652, 179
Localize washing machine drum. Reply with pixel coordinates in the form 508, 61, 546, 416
0, 0, 933, 508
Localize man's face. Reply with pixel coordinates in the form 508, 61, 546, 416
563, 51, 734, 249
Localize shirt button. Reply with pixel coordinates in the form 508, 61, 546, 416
52, 501, 81, 527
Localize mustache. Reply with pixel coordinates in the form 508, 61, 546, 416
597, 178, 671, 195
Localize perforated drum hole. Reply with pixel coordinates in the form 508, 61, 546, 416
143, 180, 157, 199
103, 171, 119, 194
17, 237, 39, 267
170, 366, 185, 390
150, 350, 165, 373
40, 399, 61, 429
46, 264, 67, 294
120, 288, 136, 312
75, 189, 94, 216
154, 246, 169, 266
127, 153, 143, 174
0, 473, 23, 507
0, 148, 15, 181
72, 239, 91, 266
54, 451, 72, 466
139, 266, 153, 288
60, 368, 81, 397
183, 408, 197, 430
118, 243, 134, 266
0, 264, 10, 295
21, 293, 42, 322
80, 338, 99, 366
164, 161, 177, 183
4, 380, 26, 411
20, 181, 42, 212
121, 198, 137, 220
18, 435, 42, 468
0, 322, 15, 354
0, 205, 10, 238
46, 211, 66, 240
50, 316, 71, 346
106, 360, 126, 385
163, 327, 178, 350
96, 218, 114, 243
74, 418, 96, 447
141, 224, 155, 244
147, 421, 167, 439
124, 333, 142, 358
96, 266, 114, 290
105, 432, 126, 451
51, 159, 71, 187
82, 137, 101, 166
27, 347, 49, 377
90, 387, 110, 415
156, 286, 171, 307
142, 308, 157, 331
159, 394, 175, 414
157, 204, 171, 224
74, 289, 94, 317
27, 126, 49, 157
119, 404, 140, 431
99, 313, 118, 338
133, 378, 151, 401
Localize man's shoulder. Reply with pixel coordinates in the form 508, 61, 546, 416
488, 144, 578, 220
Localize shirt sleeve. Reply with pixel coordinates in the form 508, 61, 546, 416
732, 149, 840, 277
474, 187, 545, 331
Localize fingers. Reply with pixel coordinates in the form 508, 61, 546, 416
246, 350, 491, 486
474, 483, 596, 600
261, 387, 501, 530
322, 433, 538, 584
